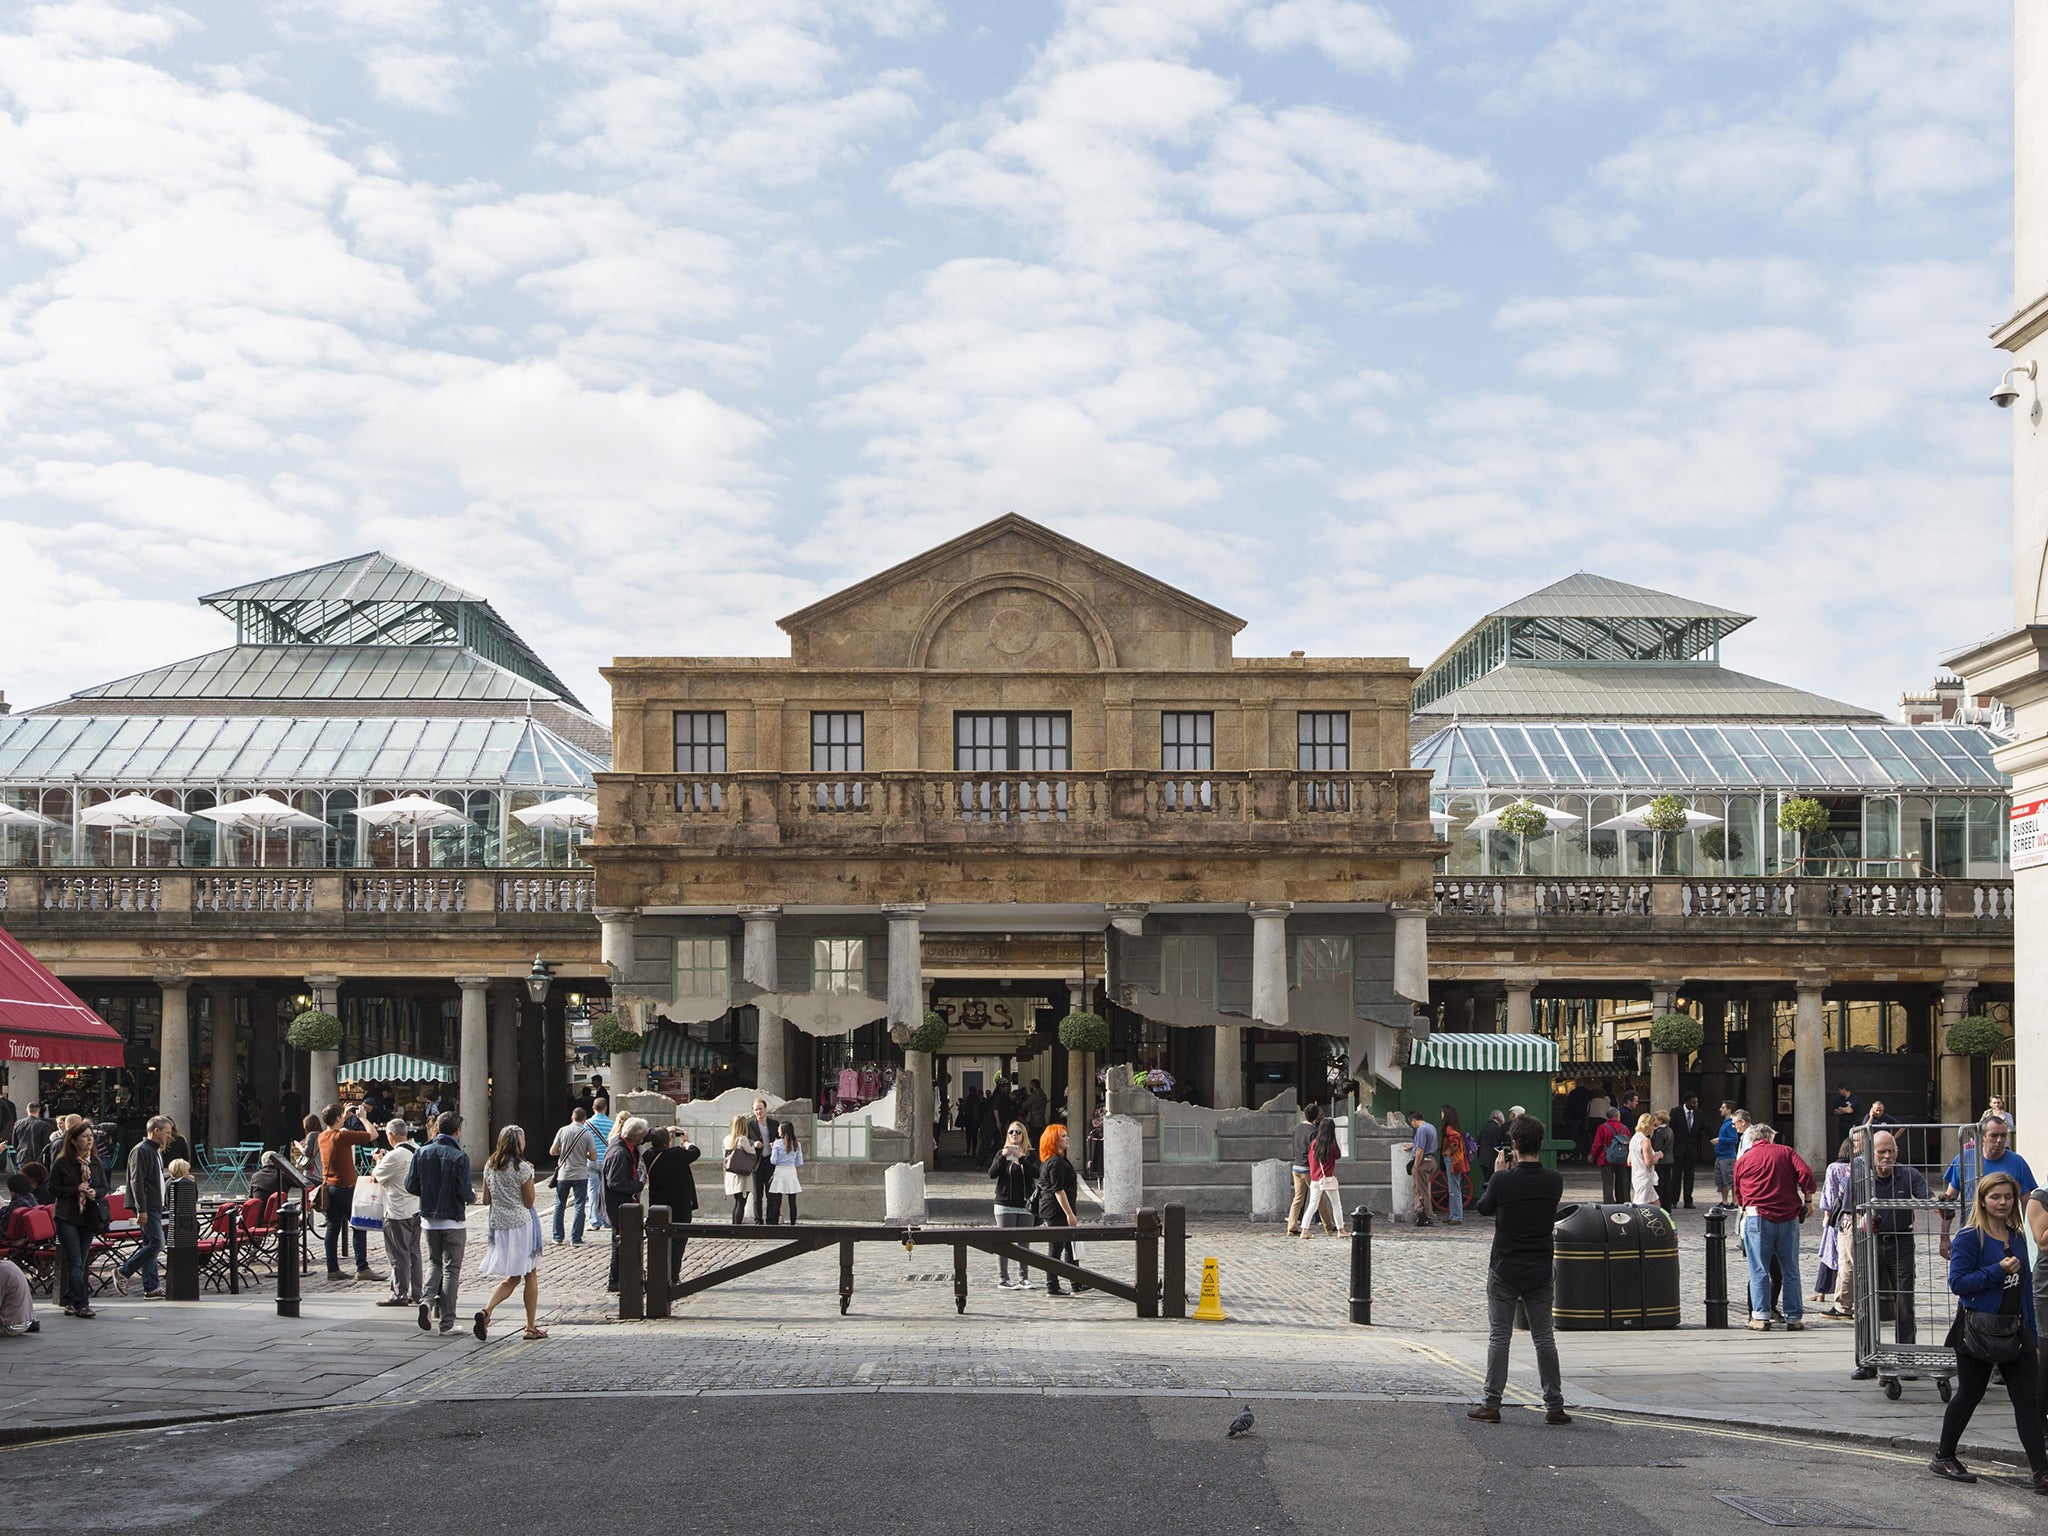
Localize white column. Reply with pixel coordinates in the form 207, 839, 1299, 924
1792, 978, 1827, 1170
304, 974, 340, 1117
1938, 978, 1977, 1154
887, 905, 931, 1163
1211, 1024, 1242, 1112
207, 986, 238, 1151
491, 984, 520, 1140
456, 976, 490, 1165
1065, 979, 1087, 1145
1505, 983, 1534, 1035
156, 973, 191, 1139
1250, 902, 1292, 1027
1647, 982, 1680, 1114
609, 999, 643, 1099
1391, 907, 1429, 1005
741, 905, 784, 1098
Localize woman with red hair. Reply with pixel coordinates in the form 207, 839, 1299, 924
1034, 1124, 1085, 1297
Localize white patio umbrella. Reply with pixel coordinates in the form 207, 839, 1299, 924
0, 803, 55, 864
1427, 809, 1456, 829
353, 795, 469, 867
1592, 806, 1724, 832
196, 794, 328, 867
511, 796, 598, 831
79, 793, 192, 866
1464, 801, 1583, 832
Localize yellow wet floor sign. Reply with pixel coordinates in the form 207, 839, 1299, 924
1191, 1256, 1228, 1321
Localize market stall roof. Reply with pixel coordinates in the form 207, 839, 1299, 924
0, 926, 126, 1069
339, 1053, 455, 1082
638, 1029, 728, 1070
1408, 1032, 1559, 1073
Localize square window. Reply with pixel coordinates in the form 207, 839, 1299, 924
1161, 713, 1214, 771
813, 938, 867, 995
1297, 936, 1353, 984
1297, 713, 1349, 771
674, 712, 727, 773
953, 713, 1071, 771
810, 712, 864, 772
674, 938, 730, 1003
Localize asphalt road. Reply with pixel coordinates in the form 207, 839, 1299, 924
3, 1394, 2037, 1534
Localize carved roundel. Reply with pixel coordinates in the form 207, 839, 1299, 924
987, 605, 1037, 655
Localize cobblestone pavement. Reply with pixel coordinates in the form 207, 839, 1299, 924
0, 1185, 2026, 1467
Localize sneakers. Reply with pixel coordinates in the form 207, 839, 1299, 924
1746, 1319, 1771, 1331
112, 1270, 131, 1297
142, 1289, 166, 1300
326, 1271, 347, 1282
1928, 1456, 1976, 1483
1546, 1408, 1573, 1426
1850, 1366, 1877, 1381
355, 1270, 386, 1283
1465, 1405, 1501, 1423
1046, 1283, 1069, 1297
998, 1278, 1018, 1290
439, 1318, 456, 1333
375, 1297, 411, 1308
2032, 1469, 2048, 1497
1784, 1320, 1806, 1331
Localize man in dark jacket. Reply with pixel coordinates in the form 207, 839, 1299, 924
603, 1117, 647, 1294
9, 1104, 52, 1174
405, 1112, 473, 1334
640, 1127, 700, 1287
1468, 1114, 1570, 1426
1285, 1103, 1321, 1237
113, 1116, 171, 1299
1668, 1095, 1704, 1209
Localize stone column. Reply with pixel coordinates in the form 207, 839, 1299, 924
456, 976, 490, 1165
1504, 982, 1534, 1035
1938, 978, 1977, 1145
542, 992, 569, 1129
1742, 996, 1775, 1123
1249, 902, 1292, 1027
206, 985, 238, 1151
1792, 979, 1827, 1169
1647, 982, 1680, 1116
1064, 979, 1088, 1149
885, 906, 931, 1164
608, 999, 642, 1098
1391, 907, 1430, 1006
249, 992, 281, 1148
1698, 991, 1727, 1117
155, 972, 191, 1137
741, 905, 784, 1097
304, 974, 340, 1117
490, 984, 520, 1141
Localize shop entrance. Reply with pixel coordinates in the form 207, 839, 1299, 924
930, 978, 1068, 1171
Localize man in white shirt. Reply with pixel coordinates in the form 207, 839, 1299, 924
371, 1120, 422, 1308
549, 1109, 596, 1245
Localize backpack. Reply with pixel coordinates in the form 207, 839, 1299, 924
1603, 1126, 1632, 1166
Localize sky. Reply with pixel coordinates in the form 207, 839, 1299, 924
0, 0, 2017, 721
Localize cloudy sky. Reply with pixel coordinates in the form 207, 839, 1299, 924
0, 0, 2015, 719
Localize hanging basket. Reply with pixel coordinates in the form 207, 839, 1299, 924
1945, 1016, 2004, 1057
905, 1009, 949, 1055
286, 1010, 343, 1053
588, 1012, 641, 1056
1648, 1013, 1703, 1057
1057, 1010, 1110, 1054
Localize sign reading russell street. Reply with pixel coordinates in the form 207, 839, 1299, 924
2011, 798, 2048, 871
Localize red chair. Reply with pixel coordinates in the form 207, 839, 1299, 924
7, 1206, 58, 1296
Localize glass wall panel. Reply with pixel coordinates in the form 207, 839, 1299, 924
1864, 796, 1900, 872
1934, 798, 1967, 877
1587, 795, 1621, 875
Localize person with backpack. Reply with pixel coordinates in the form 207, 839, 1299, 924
1299, 1116, 1347, 1238
1591, 1108, 1632, 1203
111, 1115, 170, 1300
547, 1108, 596, 1245
1441, 1105, 1470, 1226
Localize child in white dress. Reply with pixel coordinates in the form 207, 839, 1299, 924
767, 1121, 803, 1226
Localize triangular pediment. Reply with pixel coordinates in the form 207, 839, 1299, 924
778, 515, 1245, 671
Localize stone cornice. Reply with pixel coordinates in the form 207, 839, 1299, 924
1991, 287, 2048, 352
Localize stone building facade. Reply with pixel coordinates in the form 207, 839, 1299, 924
594, 516, 1439, 1155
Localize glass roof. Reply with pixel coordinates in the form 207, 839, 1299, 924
72, 645, 565, 703
0, 715, 603, 788
1414, 722, 2007, 793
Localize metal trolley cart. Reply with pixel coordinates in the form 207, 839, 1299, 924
1848, 1123, 1970, 1402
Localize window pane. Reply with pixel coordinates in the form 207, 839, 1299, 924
1158, 936, 1216, 1002
674, 712, 727, 773
1162, 713, 1214, 771
675, 939, 731, 1001
1296, 713, 1349, 771
811, 712, 864, 772
1297, 936, 1353, 984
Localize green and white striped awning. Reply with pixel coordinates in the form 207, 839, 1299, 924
338, 1053, 455, 1082
638, 1029, 726, 1071
1408, 1033, 1559, 1073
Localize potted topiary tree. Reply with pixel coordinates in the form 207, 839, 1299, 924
1493, 801, 1549, 875
1642, 794, 1692, 875
1778, 796, 1829, 876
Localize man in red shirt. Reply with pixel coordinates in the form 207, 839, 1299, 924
1732, 1124, 1815, 1331
1589, 1110, 1630, 1203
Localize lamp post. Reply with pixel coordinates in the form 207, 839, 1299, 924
525, 955, 556, 1006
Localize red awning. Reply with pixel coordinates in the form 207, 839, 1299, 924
0, 925, 127, 1069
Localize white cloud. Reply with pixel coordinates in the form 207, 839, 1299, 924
1240, 1, 1410, 76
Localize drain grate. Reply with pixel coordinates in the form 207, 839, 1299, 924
904, 1272, 953, 1283
1713, 1495, 1898, 1529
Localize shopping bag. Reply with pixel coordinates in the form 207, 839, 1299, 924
349, 1182, 385, 1231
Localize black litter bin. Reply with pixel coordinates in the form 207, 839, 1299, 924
1553, 1202, 1679, 1331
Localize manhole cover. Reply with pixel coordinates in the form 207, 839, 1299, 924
1713, 1495, 1898, 1529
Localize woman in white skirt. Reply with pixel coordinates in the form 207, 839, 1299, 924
722, 1114, 752, 1224
767, 1121, 803, 1225
473, 1125, 545, 1342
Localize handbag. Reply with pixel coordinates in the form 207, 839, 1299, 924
1956, 1306, 2026, 1364
349, 1182, 385, 1231
724, 1144, 759, 1178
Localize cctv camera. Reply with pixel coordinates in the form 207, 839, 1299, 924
1992, 383, 2021, 409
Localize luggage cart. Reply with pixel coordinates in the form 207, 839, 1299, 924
1849, 1122, 1970, 1402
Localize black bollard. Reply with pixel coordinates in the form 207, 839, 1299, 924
646, 1205, 672, 1320
165, 1178, 200, 1301
1348, 1205, 1373, 1325
276, 1204, 302, 1318
1702, 1204, 1727, 1329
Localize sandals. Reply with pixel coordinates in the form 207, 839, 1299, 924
522, 1327, 549, 1340
473, 1310, 489, 1341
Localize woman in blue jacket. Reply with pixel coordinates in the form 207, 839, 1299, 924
1930, 1170, 2047, 1492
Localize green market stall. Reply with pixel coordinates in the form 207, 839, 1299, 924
1373, 1032, 1561, 1169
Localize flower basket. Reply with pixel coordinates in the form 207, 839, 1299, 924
1945, 1016, 2004, 1057
1648, 1013, 1703, 1057
1057, 1010, 1110, 1054
588, 1012, 641, 1056
905, 1009, 949, 1055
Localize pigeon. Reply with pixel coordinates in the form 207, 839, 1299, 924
1226, 1408, 1255, 1438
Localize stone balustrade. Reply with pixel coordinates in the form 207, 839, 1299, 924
0, 867, 595, 924
1431, 875, 2013, 926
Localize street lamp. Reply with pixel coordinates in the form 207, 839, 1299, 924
525, 955, 556, 1006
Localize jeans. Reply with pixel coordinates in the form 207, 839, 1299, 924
1483, 1274, 1564, 1410
1743, 1214, 1803, 1322
1043, 1213, 1076, 1289
382, 1214, 423, 1303
324, 1184, 370, 1273
552, 1176, 588, 1244
1302, 1176, 1342, 1234
57, 1220, 91, 1311
587, 1171, 608, 1229
1938, 1346, 2048, 1474
119, 1211, 164, 1292
422, 1227, 465, 1325
1446, 1169, 1464, 1223
995, 1207, 1034, 1283
1286, 1169, 1311, 1234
